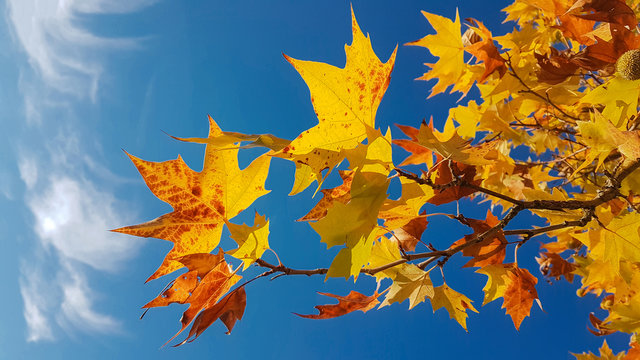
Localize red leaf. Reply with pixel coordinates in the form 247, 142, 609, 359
295, 290, 380, 319
428, 160, 479, 205
175, 287, 247, 346
450, 210, 507, 268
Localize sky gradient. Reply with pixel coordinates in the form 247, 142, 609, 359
0, 1, 629, 358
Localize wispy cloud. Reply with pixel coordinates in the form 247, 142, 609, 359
27, 171, 136, 272
6, 0, 155, 342
20, 265, 55, 342
57, 261, 121, 335
6, 0, 152, 100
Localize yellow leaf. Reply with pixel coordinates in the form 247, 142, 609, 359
581, 77, 640, 127
226, 212, 270, 270
430, 282, 478, 331
274, 9, 396, 194
573, 212, 640, 273
113, 116, 271, 281
310, 155, 389, 249
380, 265, 434, 309
572, 340, 626, 360
367, 237, 404, 280
326, 229, 379, 280
408, 10, 465, 97
476, 264, 511, 305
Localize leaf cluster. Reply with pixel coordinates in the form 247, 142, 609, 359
116, 1, 640, 356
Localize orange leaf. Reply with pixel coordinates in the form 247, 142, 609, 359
428, 159, 479, 205
295, 290, 380, 319
572, 25, 640, 70
536, 251, 576, 282
450, 210, 507, 268
142, 251, 225, 312
165, 258, 242, 345
143, 271, 198, 309
535, 49, 579, 85
588, 311, 617, 336
463, 19, 506, 82
503, 267, 539, 330
174, 287, 247, 346
393, 215, 428, 252
573, 0, 636, 28
112, 116, 270, 281
298, 170, 354, 221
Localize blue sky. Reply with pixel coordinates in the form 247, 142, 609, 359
0, 1, 629, 358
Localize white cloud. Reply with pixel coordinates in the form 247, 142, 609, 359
57, 262, 120, 335
18, 155, 38, 189
28, 174, 137, 272
7, 0, 156, 342
6, 0, 152, 100
20, 266, 55, 342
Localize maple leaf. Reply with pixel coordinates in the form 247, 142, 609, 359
572, 340, 626, 360
476, 264, 511, 306
536, 251, 576, 282
274, 8, 396, 194
581, 80, 640, 129
573, 212, 640, 273
570, 0, 636, 28
503, 267, 540, 330
430, 282, 478, 331
393, 123, 433, 167
535, 49, 579, 85
476, 264, 541, 329
113, 116, 270, 281
408, 10, 466, 97
391, 215, 428, 252
450, 210, 508, 268
464, 19, 506, 82
310, 135, 392, 279
226, 212, 270, 270
427, 159, 480, 206
165, 257, 242, 345
141, 250, 225, 311
298, 170, 354, 222
167, 128, 290, 152
175, 287, 246, 346
295, 290, 380, 319
380, 265, 434, 309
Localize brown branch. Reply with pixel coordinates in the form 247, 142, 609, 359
251, 160, 640, 282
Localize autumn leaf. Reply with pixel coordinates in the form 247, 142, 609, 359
166, 257, 242, 345
536, 251, 576, 282
450, 210, 507, 268
430, 282, 477, 331
464, 18, 506, 82
573, 212, 640, 273
298, 170, 354, 221
380, 265, 434, 309
174, 287, 246, 346
476, 264, 540, 329
535, 49, 579, 85
428, 160, 480, 206
167, 128, 290, 152
572, 340, 626, 360
295, 290, 380, 319
391, 215, 428, 252
113, 116, 270, 281
476, 264, 512, 306
274, 8, 396, 194
503, 267, 540, 330
226, 212, 270, 270
408, 10, 465, 97
393, 123, 433, 167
